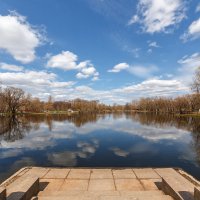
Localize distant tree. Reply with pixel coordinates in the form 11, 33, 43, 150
0, 83, 5, 113
44, 95, 54, 111
2, 87, 25, 115
31, 97, 44, 113
174, 96, 190, 114
191, 67, 200, 94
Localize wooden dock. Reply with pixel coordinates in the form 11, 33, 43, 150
0, 167, 200, 200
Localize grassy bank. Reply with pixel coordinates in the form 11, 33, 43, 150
176, 113, 200, 117
0, 110, 79, 116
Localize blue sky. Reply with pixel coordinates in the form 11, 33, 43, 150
0, 0, 200, 104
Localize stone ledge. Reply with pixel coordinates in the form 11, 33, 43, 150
194, 187, 200, 200
0, 187, 6, 200
162, 178, 193, 200
2, 167, 200, 200
7, 176, 39, 200
0, 167, 30, 188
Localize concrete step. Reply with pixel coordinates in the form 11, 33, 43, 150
6, 175, 39, 200
0, 187, 6, 200
99, 195, 174, 200
34, 194, 174, 200
38, 190, 120, 196
120, 190, 163, 196
154, 168, 196, 200
38, 190, 163, 197
36, 191, 174, 200
194, 187, 200, 200
162, 177, 194, 200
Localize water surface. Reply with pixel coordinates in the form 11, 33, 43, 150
0, 113, 200, 182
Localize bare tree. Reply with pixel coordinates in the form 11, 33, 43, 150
191, 67, 200, 94
2, 87, 25, 115
44, 95, 54, 111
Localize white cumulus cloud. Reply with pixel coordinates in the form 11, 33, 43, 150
108, 63, 129, 73
181, 18, 200, 41
177, 53, 200, 83
0, 12, 43, 63
0, 69, 189, 103
127, 65, 158, 78
196, 3, 200, 13
178, 53, 200, 67
128, 0, 186, 33
115, 79, 188, 97
148, 41, 160, 48
47, 51, 78, 71
47, 51, 99, 81
128, 15, 139, 25
0, 63, 24, 72
108, 63, 158, 78
76, 61, 99, 80
0, 70, 75, 99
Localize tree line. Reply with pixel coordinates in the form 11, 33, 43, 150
0, 86, 112, 115
0, 67, 200, 115
124, 93, 200, 114
125, 67, 200, 114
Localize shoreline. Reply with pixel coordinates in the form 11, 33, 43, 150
1, 111, 200, 117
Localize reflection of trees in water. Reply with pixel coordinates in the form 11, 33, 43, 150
112, 112, 124, 119
191, 134, 200, 165
1, 112, 200, 164
24, 113, 101, 128
0, 113, 100, 142
0, 114, 100, 142
190, 119, 200, 165
126, 113, 200, 133
0, 116, 31, 142
127, 113, 200, 165
66, 114, 100, 127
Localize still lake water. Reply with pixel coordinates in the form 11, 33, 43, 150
0, 113, 200, 182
